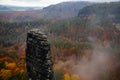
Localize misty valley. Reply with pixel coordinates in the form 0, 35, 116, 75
0, 1, 120, 80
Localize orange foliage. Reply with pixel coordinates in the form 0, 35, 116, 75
0, 44, 26, 79
64, 73, 71, 80
5, 62, 17, 70
7, 49, 16, 53
70, 47, 76, 53
0, 69, 12, 80
71, 74, 80, 80
62, 67, 68, 74
61, 48, 67, 56
53, 64, 59, 70
64, 73, 80, 80
0, 54, 13, 62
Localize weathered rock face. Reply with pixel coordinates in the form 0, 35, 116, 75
26, 29, 54, 80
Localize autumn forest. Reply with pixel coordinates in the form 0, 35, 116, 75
0, 1, 120, 80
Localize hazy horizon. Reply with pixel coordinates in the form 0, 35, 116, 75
0, 0, 119, 7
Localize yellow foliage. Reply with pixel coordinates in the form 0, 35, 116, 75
20, 69, 24, 73
6, 62, 17, 70
5, 61, 8, 65
71, 74, 80, 80
0, 69, 12, 80
64, 73, 71, 80
53, 64, 58, 70
64, 73, 80, 80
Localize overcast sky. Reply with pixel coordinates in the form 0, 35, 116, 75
0, 0, 119, 7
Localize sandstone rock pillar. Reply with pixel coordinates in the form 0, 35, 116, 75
26, 29, 54, 80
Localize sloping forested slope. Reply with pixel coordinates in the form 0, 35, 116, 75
78, 2, 120, 23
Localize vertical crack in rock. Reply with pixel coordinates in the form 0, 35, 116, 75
26, 29, 54, 80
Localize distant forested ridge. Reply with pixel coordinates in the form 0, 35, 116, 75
78, 2, 120, 23
0, 1, 93, 22
41, 1, 93, 19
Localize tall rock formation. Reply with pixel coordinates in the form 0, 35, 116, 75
26, 29, 54, 80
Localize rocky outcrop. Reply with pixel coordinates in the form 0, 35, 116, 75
26, 29, 54, 80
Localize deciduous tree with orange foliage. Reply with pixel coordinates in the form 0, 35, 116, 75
0, 69, 12, 80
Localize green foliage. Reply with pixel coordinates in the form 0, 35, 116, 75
8, 50, 18, 59
9, 71, 28, 80
49, 21, 68, 35
0, 78, 3, 80
54, 70, 64, 80
50, 40, 92, 51
0, 62, 6, 69
0, 19, 51, 47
